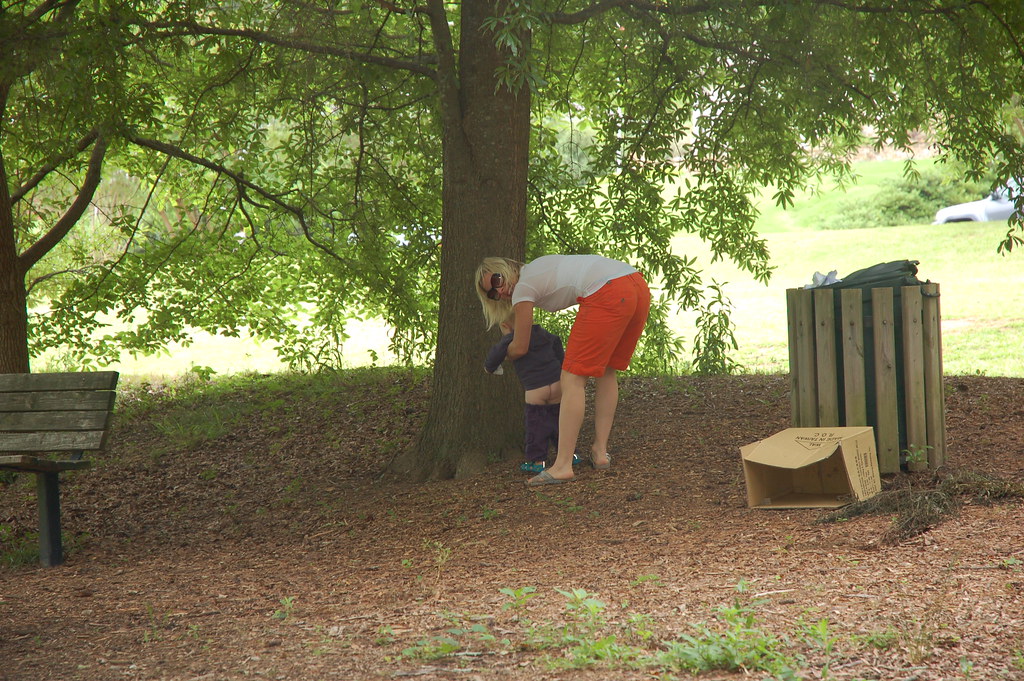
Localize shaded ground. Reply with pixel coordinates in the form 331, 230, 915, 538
1, 372, 1023, 680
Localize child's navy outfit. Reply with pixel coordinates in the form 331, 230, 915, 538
484, 324, 563, 466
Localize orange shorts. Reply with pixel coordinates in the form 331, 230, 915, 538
562, 272, 651, 377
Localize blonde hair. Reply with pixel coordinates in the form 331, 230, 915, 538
474, 257, 523, 330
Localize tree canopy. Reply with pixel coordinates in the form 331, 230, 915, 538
2, 0, 1023, 477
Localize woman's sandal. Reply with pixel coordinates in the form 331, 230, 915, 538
591, 453, 611, 470
526, 470, 574, 486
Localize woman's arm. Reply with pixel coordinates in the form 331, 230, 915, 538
506, 302, 535, 359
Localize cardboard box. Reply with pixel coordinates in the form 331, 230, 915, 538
740, 427, 881, 509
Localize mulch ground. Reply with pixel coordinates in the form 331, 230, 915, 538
1, 373, 1023, 681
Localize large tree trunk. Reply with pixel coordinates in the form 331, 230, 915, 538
0, 256, 30, 374
0, 147, 31, 374
391, 2, 531, 480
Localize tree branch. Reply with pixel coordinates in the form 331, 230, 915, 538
25, 0, 77, 25
126, 133, 352, 265
25, 264, 105, 297
19, 131, 108, 271
11, 129, 100, 204
425, 0, 461, 124
144, 19, 439, 79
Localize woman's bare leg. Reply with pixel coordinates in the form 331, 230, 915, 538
539, 370, 586, 480
591, 368, 617, 467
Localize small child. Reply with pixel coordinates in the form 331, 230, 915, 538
484, 319, 563, 474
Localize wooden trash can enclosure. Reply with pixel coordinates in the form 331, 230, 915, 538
786, 281, 945, 474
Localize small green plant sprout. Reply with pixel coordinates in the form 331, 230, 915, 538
851, 627, 899, 651
522, 588, 649, 670
1013, 649, 1024, 671
622, 612, 655, 642
799, 617, 839, 676
960, 656, 975, 679
556, 588, 608, 633
375, 625, 396, 646
655, 599, 798, 678
481, 506, 500, 520
535, 492, 584, 512
499, 585, 537, 611
629, 574, 662, 588
424, 539, 452, 572
423, 539, 453, 599
800, 617, 837, 652
272, 596, 296, 620
902, 443, 932, 467
141, 603, 169, 643
188, 364, 217, 381
400, 635, 461, 660
998, 556, 1022, 570
445, 622, 504, 650
399, 614, 507, 661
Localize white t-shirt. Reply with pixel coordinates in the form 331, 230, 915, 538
512, 255, 637, 312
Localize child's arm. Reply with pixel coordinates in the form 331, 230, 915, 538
483, 334, 513, 374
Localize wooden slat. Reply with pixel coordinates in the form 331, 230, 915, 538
872, 288, 900, 473
902, 286, 928, 472
788, 289, 818, 426
0, 455, 91, 473
0, 430, 107, 452
786, 289, 801, 425
0, 411, 111, 432
813, 288, 839, 427
840, 289, 867, 427
0, 390, 116, 413
0, 371, 119, 392
922, 283, 946, 468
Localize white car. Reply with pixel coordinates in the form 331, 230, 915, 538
932, 179, 1021, 224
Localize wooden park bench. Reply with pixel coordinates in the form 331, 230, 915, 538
0, 371, 119, 567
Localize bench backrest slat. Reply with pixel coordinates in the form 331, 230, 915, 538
0, 371, 119, 392
0, 390, 116, 412
1, 411, 112, 432
0, 431, 109, 451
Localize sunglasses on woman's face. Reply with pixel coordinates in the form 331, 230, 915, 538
486, 273, 504, 300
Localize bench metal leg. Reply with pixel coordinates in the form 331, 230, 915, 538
36, 472, 64, 567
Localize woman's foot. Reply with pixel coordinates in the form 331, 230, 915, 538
591, 451, 611, 470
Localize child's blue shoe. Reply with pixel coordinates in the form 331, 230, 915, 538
522, 456, 580, 473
